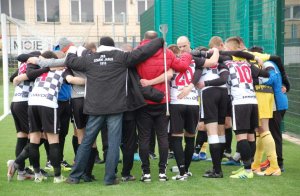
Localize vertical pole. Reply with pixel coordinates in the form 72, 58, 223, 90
124, 13, 127, 43
121, 12, 127, 43
112, 1, 115, 40
53, 19, 56, 43
276, 0, 285, 61
17, 25, 21, 68
1, 14, 10, 120
243, 0, 250, 48
97, 15, 99, 43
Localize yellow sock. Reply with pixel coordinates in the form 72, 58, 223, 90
260, 131, 279, 169
200, 142, 208, 153
252, 134, 263, 168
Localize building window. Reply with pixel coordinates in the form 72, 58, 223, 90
285, 5, 300, 20
71, 0, 94, 23
293, 6, 300, 19
36, 0, 59, 22
137, 0, 153, 22
104, 0, 127, 23
0, 0, 25, 20
291, 24, 298, 39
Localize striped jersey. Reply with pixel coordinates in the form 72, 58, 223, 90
199, 63, 227, 91
12, 62, 34, 102
225, 60, 257, 105
170, 60, 198, 105
28, 69, 65, 108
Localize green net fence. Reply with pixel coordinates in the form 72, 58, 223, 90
140, 0, 300, 136
141, 0, 277, 53
284, 19, 300, 137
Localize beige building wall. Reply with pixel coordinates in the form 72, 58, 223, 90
8, 0, 145, 45
284, 0, 300, 40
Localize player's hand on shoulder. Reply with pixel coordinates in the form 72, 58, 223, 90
27, 57, 39, 65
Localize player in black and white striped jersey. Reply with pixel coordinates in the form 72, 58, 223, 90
223, 55, 269, 179
8, 52, 39, 181
26, 51, 67, 183
198, 52, 229, 178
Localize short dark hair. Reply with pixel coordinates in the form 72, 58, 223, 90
99, 36, 115, 47
41, 51, 58, 59
249, 45, 264, 53
168, 44, 180, 55
144, 31, 158, 40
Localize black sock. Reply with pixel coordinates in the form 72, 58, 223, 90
49, 143, 61, 177
15, 138, 28, 171
209, 143, 222, 173
72, 135, 78, 155
29, 143, 40, 173
40, 139, 50, 162
225, 128, 232, 154
184, 137, 195, 172
219, 142, 225, 159
15, 143, 30, 170
249, 141, 256, 161
59, 135, 66, 162
85, 148, 97, 177
237, 140, 251, 170
195, 131, 207, 154
172, 136, 185, 176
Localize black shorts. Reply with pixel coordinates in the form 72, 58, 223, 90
71, 98, 88, 129
10, 102, 29, 134
232, 104, 258, 134
200, 87, 228, 124
28, 105, 59, 134
169, 104, 199, 134
226, 95, 232, 117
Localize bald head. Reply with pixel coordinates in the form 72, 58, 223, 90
177, 36, 191, 53
144, 31, 158, 40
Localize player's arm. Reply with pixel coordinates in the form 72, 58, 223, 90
124, 38, 163, 67
9, 70, 18, 82
65, 46, 88, 72
13, 74, 29, 86
202, 48, 219, 68
268, 55, 290, 92
26, 64, 50, 81
27, 57, 66, 68
191, 57, 205, 85
170, 52, 192, 72
197, 64, 229, 89
66, 76, 85, 85
220, 50, 254, 60
140, 68, 174, 87
63, 68, 85, 85
251, 64, 269, 79
260, 67, 277, 86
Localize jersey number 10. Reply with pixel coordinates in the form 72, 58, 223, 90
235, 65, 252, 83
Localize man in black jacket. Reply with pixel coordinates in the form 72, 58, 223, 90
65, 36, 163, 185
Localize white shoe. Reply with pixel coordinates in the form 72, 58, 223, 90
158, 173, 168, 181
172, 174, 187, 181
140, 173, 151, 182
34, 172, 47, 183
17, 170, 34, 181
184, 171, 192, 177
7, 160, 16, 182
54, 175, 67, 183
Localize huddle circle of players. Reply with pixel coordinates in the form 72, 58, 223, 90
7, 32, 289, 185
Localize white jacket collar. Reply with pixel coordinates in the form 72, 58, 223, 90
96, 45, 121, 52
